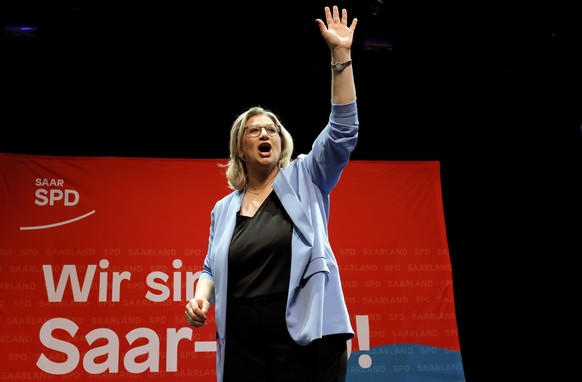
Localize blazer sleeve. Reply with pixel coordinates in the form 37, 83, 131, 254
303, 101, 359, 194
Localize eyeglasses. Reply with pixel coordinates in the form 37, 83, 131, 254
244, 124, 280, 138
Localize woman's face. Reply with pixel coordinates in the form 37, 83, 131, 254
240, 115, 282, 172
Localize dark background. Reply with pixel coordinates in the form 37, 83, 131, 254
1, 1, 580, 381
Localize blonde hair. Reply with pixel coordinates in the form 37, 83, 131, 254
222, 106, 294, 191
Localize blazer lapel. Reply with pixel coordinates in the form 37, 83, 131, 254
273, 175, 314, 247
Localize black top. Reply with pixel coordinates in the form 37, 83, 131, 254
228, 191, 293, 300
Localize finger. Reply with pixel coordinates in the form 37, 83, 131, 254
201, 300, 210, 314
332, 5, 339, 21
193, 303, 207, 318
350, 17, 358, 32
185, 311, 206, 327
324, 6, 332, 24
185, 302, 196, 317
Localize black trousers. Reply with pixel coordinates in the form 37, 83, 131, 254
223, 294, 348, 382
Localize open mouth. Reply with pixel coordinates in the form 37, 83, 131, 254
258, 143, 271, 153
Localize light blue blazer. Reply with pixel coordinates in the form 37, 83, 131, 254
200, 101, 358, 382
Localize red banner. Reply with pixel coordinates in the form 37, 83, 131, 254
0, 153, 465, 381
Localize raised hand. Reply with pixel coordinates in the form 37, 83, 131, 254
316, 5, 358, 51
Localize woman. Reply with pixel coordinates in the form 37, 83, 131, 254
185, 5, 358, 382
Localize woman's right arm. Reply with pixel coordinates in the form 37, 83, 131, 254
185, 278, 214, 328
185, 205, 218, 328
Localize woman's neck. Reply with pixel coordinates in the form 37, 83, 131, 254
246, 168, 279, 195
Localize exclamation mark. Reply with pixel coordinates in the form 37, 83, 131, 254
356, 315, 372, 368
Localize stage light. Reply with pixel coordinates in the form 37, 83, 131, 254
4, 25, 38, 38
